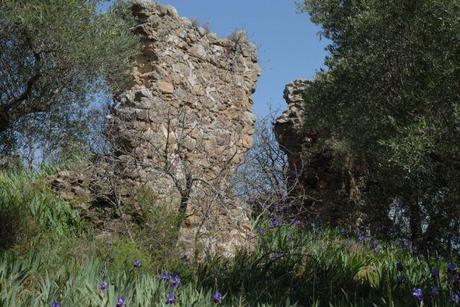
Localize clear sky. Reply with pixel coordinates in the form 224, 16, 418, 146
107, 1, 329, 118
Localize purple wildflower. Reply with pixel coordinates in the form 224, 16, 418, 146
291, 219, 302, 229
396, 274, 406, 285
269, 218, 281, 229
448, 263, 457, 272
212, 291, 223, 304
412, 288, 423, 301
402, 238, 411, 250
134, 259, 142, 268
431, 268, 439, 279
272, 203, 284, 212
357, 234, 367, 242
180, 254, 189, 261
160, 271, 171, 281
453, 292, 460, 304
116, 296, 126, 307
370, 240, 377, 249
165, 292, 176, 305
99, 281, 109, 290
370, 240, 380, 252
256, 227, 265, 235
51, 300, 61, 307
449, 272, 460, 286
431, 287, 440, 296
170, 274, 181, 289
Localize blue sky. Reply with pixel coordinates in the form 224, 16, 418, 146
108, 1, 329, 118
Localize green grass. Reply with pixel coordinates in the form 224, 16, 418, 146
196, 226, 459, 307
0, 168, 459, 306
0, 167, 83, 250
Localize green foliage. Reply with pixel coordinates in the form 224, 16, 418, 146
2, 215, 460, 306
0, 163, 456, 306
0, 251, 229, 307
106, 239, 153, 274
197, 223, 459, 306
135, 187, 183, 268
0, 0, 138, 161
298, 0, 460, 252
0, 169, 82, 249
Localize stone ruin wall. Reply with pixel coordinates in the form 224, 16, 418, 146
274, 80, 316, 214
275, 80, 311, 180
274, 80, 343, 219
275, 80, 360, 224
107, 0, 261, 258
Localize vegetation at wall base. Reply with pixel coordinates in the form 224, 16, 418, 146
1, 167, 460, 306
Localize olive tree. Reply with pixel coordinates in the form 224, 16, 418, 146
0, 0, 138, 165
299, 0, 460, 253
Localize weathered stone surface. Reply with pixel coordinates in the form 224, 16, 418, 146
275, 81, 358, 224
157, 81, 174, 94
275, 80, 310, 149
108, 0, 260, 259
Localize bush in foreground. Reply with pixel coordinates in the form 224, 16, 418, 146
1, 168, 460, 306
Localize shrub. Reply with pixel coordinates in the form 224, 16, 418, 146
135, 187, 183, 270
106, 238, 153, 274
0, 169, 82, 250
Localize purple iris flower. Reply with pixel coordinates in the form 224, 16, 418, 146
449, 272, 460, 285
134, 259, 142, 268
412, 288, 423, 301
431, 268, 439, 279
452, 292, 460, 304
272, 203, 284, 212
160, 271, 171, 281
448, 263, 457, 272
431, 287, 440, 296
99, 281, 108, 290
402, 238, 411, 250
453, 292, 460, 304
51, 300, 61, 307
396, 274, 406, 284
357, 234, 367, 242
165, 292, 176, 305
180, 254, 189, 261
212, 291, 223, 304
170, 274, 180, 288
291, 219, 302, 229
269, 218, 281, 229
116, 296, 126, 307
370, 240, 380, 252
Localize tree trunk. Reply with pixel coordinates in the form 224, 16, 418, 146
408, 199, 422, 248
0, 110, 10, 134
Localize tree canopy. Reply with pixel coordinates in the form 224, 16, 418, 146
0, 0, 138, 163
299, 0, 460, 253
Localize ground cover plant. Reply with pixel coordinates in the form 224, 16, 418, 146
1, 168, 460, 306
